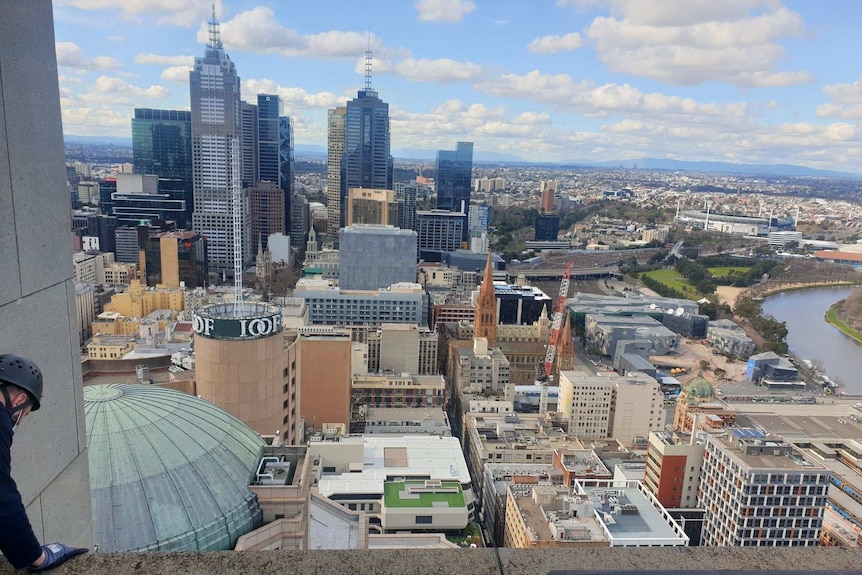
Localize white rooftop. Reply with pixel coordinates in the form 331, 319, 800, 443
315, 436, 471, 498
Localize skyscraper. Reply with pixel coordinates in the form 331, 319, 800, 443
248, 180, 284, 251
326, 106, 347, 233
131, 108, 193, 227
435, 142, 473, 217
341, 59, 391, 229
279, 115, 294, 240
394, 182, 418, 231
190, 11, 251, 277
257, 94, 280, 183
240, 100, 259, 187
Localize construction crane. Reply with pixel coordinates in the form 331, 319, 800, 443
539, 262, 572, 414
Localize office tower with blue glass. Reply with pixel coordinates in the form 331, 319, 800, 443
190, 12, 251, 276
435, 141, 473, 230
257, 94, 280, 183
132, 108, 193, 228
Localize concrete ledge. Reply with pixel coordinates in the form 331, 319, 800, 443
2, 548, 861, 575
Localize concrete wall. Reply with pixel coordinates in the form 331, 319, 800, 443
1, 547, 861, 575
0, 0, 93, 548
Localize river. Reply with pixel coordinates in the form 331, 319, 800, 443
761, 287, 862, 395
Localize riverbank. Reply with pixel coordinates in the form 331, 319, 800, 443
762, 287, 862, 395
748, 280, 862, 300
825, 303, 862, 345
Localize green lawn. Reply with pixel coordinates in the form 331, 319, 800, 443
825, 305, 862, 344
383, 481, 466, 508
641, 269, 700, 296
707, 266, 752, 277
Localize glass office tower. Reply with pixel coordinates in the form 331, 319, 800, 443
343, 88, 391, 228
132, 108, 193, 227
257, 94, 280, 183
435, 141, 473, 214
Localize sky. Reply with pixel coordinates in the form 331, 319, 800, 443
53, 0, 862, 169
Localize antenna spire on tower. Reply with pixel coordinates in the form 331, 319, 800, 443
208, 3, 223, 51
365, 29, 373, 91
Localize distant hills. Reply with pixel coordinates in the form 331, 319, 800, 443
588, 157, 861, 178
65, 135, 133, 146
295, 145, 523, 163
64, 136, 861, 178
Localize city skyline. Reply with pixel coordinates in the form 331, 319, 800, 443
54, 1, 862, 170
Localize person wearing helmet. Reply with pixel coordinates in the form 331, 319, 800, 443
0, 354, 88, 571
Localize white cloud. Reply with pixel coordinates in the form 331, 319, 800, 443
61, 105, 131, 136
195, 7, 393, 60
393, 58, 483, 83
817, 76, 862, 120
527, 33, 583, 54
475, 70, 750, 119
58, 74, 82, 84
161, 66, 192, 83
353, 56, 483, 84
55, 42, 121, 71
89, 76, 169, 99
559, 1, 812, 87
414, 0, 476, 23
55, 0, 221, 27
242, 79, 343, 110
135, 53, 195, 66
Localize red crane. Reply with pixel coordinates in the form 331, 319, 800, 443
542, 262, 572, 378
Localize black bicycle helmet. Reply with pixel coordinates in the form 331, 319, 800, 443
0, 354, 43, 411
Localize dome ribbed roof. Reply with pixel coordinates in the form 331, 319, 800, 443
84, 384, 265, 552
683, 375, 715, 400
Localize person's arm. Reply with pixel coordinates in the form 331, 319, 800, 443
0, 415, 45, 570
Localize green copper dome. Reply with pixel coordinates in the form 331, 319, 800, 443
683, 374, 715, 400
84, 384, 265, 552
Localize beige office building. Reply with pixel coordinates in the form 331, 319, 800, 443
298, 327, 353, 431
346, 188, 398, 226
194, 302, 300, 443
104, 279, 184, 317
558, 371, 664, 446
366, 324, 438, 375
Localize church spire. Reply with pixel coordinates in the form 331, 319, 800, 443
474, 251, 497, 344
557, 313, 574, 373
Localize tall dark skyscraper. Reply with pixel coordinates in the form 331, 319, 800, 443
257, 94, 280, 183
190, 11, 251, 277
132, 108, 193, 227
278, 115, 294, 195
435, 141, 473, 215
279, 115, 295, 241
341, 57, 391, 229
240, 100, 259, 188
